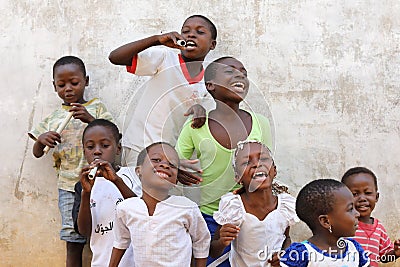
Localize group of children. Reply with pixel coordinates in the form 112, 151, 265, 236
28, 14, 399, 267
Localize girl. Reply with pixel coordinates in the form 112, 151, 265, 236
280, 179, 370, 267
74, 119, 141, 267
210, 140, 298, 267
108, 142, 210, 267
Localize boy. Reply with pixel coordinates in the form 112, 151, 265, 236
341, 167, 400, 266
176, 57, 272, 266
28, 56, 113, 267
108, 15, 217, 168
73, 119, 141, 267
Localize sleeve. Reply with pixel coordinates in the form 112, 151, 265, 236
176, 119, 196, 159
279, 242, 309, 267
279, 194, 300, 226
255, 114, 273, 150
377, 221, 394, 256
72, 182, 82, 234
213, 193, 245, 227
95, 101, 113, 121
188, 206, 211, 259
113, 204, 132, 250
347, 238, 370, 267
127, 46, 167, 76
28, 112, 55, 140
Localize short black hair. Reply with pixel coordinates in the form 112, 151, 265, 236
82, 119, 121, 144
296, 179, 346, 231
204, 56, 236, 82
136, 142, 177, 166
184, 15, 217, 40
341, 166, 378, 190
53, 56, 86, 78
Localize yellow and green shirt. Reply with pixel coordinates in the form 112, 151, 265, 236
29, 98, 113, 192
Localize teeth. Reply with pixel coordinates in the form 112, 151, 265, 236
186, 41, 196, 46
156, 171, 169, 178
253, 172, 267, 179
231, 82, 245, 89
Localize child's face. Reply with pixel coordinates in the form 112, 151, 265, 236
180, 16, 216, 61
344, 173, 379, 220
53, 63, 88, 105
327, 187, 360, 237
235, 143, 275, 192
207, 58, 249, 103
138, 144, 179, 191
83, 125, 120, 165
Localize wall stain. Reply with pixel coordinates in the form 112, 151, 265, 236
14, 79, 42, 201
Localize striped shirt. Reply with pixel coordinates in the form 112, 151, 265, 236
352, 218, 394, 267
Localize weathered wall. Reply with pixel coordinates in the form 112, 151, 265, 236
1, 0, 399, 266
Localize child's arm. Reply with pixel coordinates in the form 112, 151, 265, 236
381, 239, 400, 263
193, 257, 207, 267
108, 247, 126, 267
209, 224, 240, 258
95, 160, 136, 198
184, 104, 207, 129
32, 131, 61, 158
76, 165, 95, 237
109, 32, 185, 66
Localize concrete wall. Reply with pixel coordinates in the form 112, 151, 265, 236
1, 0, 399, 266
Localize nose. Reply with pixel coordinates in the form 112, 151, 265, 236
158, 160, 170, 169
93, 145, 102, 155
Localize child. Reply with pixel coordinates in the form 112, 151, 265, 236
73, 119, 142, 266
28, 56, 113, 267
280, 179, 370, 267
108, 142, 210, 267
341, 167, 400, 266
176, 56, 272, 266
210, 140, 298, 267
108, 15, 217, 168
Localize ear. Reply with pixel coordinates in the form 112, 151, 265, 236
116, 143, 122, 156
85, 76, 89, 86
206, 81, 215, 92
135, 166, 142, 180
210, 40, 217, 51
376, 192, 379, 202
318, 214, 331, 231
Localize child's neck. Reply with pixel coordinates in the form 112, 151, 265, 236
308, 232, 345, 254
214, 100, 240, 114
240, 189, 277, 221
141, 189, 169, 216
358, 215, 374, 224
181, 55, 204, 78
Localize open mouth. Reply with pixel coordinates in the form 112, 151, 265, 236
252, 172, 268, 180
231, 82, 246, 91
356, 204, 370, 212
154, 170, 170, 179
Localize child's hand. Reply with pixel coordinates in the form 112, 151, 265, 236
394, 239, 400, 257
177, 168, 202, 185
218, 224, 240, 247
37, 131, 61, 148
69, 103, 95, 123
157, 31, 186, 50
94, 160, 120, 183
184, 104, 206, 129
80, 165, 95, 193
268, 252, 280, 267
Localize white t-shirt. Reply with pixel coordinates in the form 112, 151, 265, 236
122, 47, 214, 163
90, 167, 141, 267
213, 193, 299, 267
113, 195, 211, 266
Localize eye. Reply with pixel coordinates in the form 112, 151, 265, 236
169, 162, 178, 169
85, 145, 94, 150
102, 144, 110, 148
57, 84, 65, 88
151, 158, 161, 163
71, 82, 79, 86
352, 192, 358, 197
181, 29, 189, 34
197, 30, 205, 34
